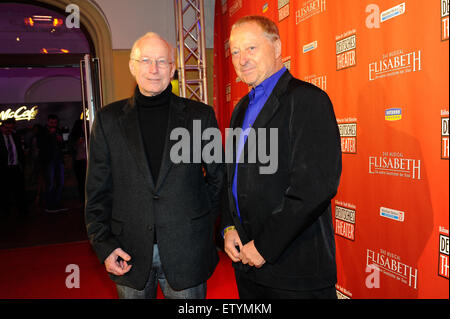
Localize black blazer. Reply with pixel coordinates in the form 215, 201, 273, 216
85, 92, 224, 291
221, 71, 342, 291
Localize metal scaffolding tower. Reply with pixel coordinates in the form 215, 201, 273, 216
174, 0, 208, 104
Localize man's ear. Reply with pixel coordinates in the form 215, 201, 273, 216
129, 59, 136, 77
274, 39, 282, 59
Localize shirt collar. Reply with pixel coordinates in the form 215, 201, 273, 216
249, 66, 287, 102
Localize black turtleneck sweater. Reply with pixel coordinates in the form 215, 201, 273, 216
135, 84, 172, 244
135, 84, 171, 184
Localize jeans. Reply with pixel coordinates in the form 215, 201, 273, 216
44, 159, 64, 209
116, 244, 207, 299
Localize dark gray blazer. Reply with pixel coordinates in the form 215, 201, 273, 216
221, 70, 342, 291
85, 92, 224, 291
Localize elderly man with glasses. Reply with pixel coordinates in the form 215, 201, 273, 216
85, 32, 224, 299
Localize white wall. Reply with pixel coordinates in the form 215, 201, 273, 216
91, 0, 215, 49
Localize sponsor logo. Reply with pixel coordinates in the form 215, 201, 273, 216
369, 152, 421, 180
278, 0, 290, 21
385, 108, 402, 121
380, 2, 406, 23
439, 226, 449, 279
221, 0, 227, 14
282, 56, 291, 70
228, 0, 242, 17
367, 248, 418, 289
0, 105, 38, 124
224, 39, 229, 58
336, 285, 352, 299
304, 74, 326, 91
303, 40, 317, 53
336, 31, 357, 71
296, 0, 326, 24
442, 110, 449, 159
369, 49, 421, 81
335, 202, 356, 241
380, 207, 405, 222
225, 83, 231, 102
338, 122, 357, 154
262, 3, 269, 13
442, 0, 449, 41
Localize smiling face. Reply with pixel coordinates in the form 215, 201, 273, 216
229, 21, 282, 88
129, 35, 175, 96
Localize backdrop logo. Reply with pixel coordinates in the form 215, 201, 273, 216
225, 83, 231, 102
336, 285, 352, 299
369, 152, 421, 180
441, 110, 449, 159
380, 207, 405, 222
221, 0, 227, 14
335, 201, 356, 241
438, 227, 449, 279
304, 74, 326, 90
385, 108, 402, 121
303, 40, 318, 53
228, 0, 242, 17
367, 248, 418, 289
262, 3, 269, 13
338, 122, 357, 154
441, 0, 449, 40
224, 39, 230, 58
380, 2, 406, 23
296, 0, 326, 24
282, 56, 291, 70
369, 49, 421, 81
278, 0, 290, 22
336, 31, 357, 71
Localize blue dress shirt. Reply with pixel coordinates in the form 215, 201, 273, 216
232, 66, 287, 223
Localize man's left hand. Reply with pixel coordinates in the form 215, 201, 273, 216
239, 240, 266, 268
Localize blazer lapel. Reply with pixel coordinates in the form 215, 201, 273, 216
154, 94, 186, 192
118, 97, 156, 190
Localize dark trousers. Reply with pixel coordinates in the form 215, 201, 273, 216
44, 159, 64, 209
73, 159, 86, 203
0, 166, 26, 214
234, 269, 337, 299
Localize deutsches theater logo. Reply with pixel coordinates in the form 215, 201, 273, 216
441, 110, 449, 159
367, 248, 418, 289
438, 226, 449, 279
369, 152, 421, 180
337, 118, 357, 154
278, 0, 290, 22
442, 0, 449, 41
335, 200, 356, 241
296, 0, 326, 24
369, 49, 421, 81
336, 30, 356, 71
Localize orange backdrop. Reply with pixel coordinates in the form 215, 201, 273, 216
213, 0, 449, 299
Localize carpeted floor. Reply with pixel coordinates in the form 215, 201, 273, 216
0, 241, 238, 299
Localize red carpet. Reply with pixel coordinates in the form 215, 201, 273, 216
0, 241, 238, 299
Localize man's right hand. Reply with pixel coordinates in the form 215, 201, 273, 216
224, 229, 243, 263
104, 248, 132, 276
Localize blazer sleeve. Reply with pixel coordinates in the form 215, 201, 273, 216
253, 88, 342, 264
84, 111, 120, 263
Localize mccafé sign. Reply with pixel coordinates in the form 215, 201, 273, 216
0, 105, 38, 124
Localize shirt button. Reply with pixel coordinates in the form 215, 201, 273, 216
153, 194, 160, 200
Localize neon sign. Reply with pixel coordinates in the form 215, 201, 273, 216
0, 105, 38, 124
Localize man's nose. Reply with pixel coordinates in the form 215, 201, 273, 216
148, 61, 158, 73
239, 51, 248, 66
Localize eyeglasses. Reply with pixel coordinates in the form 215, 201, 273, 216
132, 57, 173, 69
